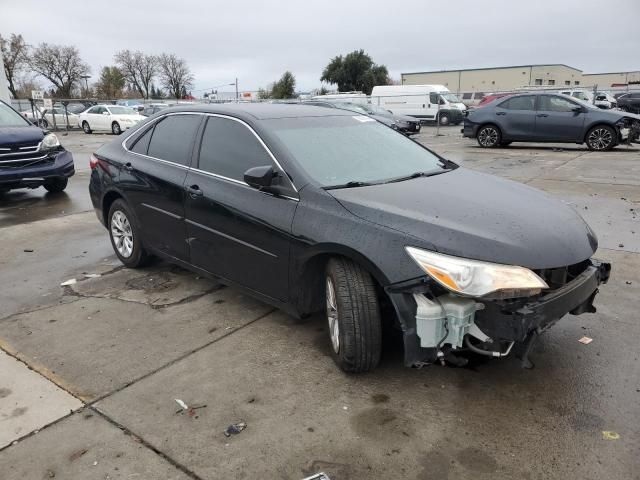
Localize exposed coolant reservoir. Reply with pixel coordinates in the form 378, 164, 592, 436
414, 294, 485, 349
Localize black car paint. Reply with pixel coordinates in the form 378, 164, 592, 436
0, 101, 74, 191
90, 103, 609, 367
464, 92, 640, 145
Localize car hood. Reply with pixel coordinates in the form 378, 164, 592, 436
0, 126, 45, 145
328, 168, 597, 269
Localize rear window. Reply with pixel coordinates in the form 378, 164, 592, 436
130, 126, 154, 155
147, 115, 201, 166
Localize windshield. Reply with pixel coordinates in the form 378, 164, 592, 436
440, 93, 461, 103
267, 115, 447, 188
0, 101, 30, 127
108, 106, 135, 115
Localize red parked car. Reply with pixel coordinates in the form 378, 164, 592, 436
475, 92, 514, 108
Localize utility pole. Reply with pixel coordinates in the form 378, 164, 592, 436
235, 78, 238, 102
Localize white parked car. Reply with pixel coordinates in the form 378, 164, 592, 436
20, 107, 80, 128
78, 105, 146, 135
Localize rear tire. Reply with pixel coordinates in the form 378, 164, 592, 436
108, 199, 150, 268
325, 258, 382, 373
586, 125, 615, 151
82, 121, 92, 134
112, 122, 122, 135
477, 125, 501, 148
44, 177, 68, 193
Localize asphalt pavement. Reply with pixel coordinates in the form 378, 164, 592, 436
0, 127, 638, 479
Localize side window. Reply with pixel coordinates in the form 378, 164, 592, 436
499, 95, 535, 110
429, 93, 438, 104
462, 93, 472, 100
147, 115, 202, 166
130, 126, 154, 155
87, 106, 98, 114
539, 96, 578, 112
198, 116, 273, 181
95, 106, 106, 115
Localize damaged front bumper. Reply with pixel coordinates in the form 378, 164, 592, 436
385, 258, 611, 367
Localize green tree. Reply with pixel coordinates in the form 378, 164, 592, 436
0, 33, 29, 98
95, 66, 125, 99
270, 71, 296, 99
320, 50, 389, 95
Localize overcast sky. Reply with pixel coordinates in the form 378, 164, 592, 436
2, 0, 639, 94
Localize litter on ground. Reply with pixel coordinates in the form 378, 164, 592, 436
578, 336, 593, 345
224, 422, 247, 437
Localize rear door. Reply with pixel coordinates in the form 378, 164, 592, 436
120, 113, 203, 261
183, 114, 298, 301
535, 95, 586, 142
493, 95, 536, 140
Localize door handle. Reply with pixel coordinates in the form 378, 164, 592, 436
496, 112, 506, 116
186, 185, 203, 197
536, 114, 549, 118
124, 162, 134, 171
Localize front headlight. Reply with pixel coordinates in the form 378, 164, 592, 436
405, 247, 548, 299
41, 133, 60, 150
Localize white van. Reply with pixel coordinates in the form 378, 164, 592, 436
370, 85, 466, 125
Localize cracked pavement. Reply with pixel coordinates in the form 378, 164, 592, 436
0, 129, 638, 479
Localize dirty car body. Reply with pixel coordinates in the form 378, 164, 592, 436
89, 104, 610, 371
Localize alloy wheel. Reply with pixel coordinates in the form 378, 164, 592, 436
588, 128, 613, 150
111, 210, 134, 258
478, 127, 498, 147
326, 276, 340, 354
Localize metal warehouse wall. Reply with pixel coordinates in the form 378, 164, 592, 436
402, 65, 584, 93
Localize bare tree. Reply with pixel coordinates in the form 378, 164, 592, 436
114, 50, 157, 99
0, 33, 29, 98
157, 53, 194, 99
29, 43, 90, 98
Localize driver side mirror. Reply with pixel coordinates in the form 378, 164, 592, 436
244, 165, 276, 190
572, 106, 584, 113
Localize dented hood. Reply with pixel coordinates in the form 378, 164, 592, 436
328, 168, 598, 269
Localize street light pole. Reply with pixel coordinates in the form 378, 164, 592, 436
80, 75, 91, 98
235, 78, 238, 102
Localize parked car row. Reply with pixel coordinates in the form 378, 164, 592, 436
463, 92, 640, 150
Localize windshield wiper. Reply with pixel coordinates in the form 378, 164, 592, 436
382, 168, 452, 184
323, 180, 373, 190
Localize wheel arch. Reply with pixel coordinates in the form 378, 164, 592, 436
101, 189, 124, 226
292, 243, 390, 317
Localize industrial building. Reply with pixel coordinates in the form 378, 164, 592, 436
401, 64, 639, 95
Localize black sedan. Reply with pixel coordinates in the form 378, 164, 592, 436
89, 104, 609, 372
463, 92, 640, 150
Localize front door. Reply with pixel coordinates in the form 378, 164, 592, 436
120, 113, 203, 261
535, 95, 586, 142
184, 115, 298, 301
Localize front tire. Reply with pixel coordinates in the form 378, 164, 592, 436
108, 199, 150, 268
112, 122, 122, 135
437, 113, 450, 126
44, 177, 68, 193
477, 125, 501, 148
586, 125, 615, 151
325, 258, 382, 373
82, 121, 92, 134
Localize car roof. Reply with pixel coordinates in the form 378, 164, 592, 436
159, 103, 354, 120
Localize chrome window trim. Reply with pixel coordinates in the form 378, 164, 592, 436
120, 111, 299, 195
